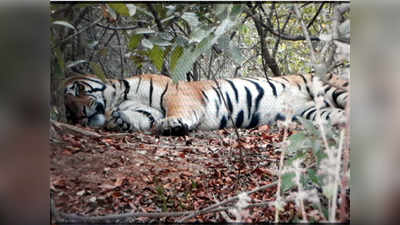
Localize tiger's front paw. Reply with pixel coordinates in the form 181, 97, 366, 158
329, 109, 347, 126
156, 117, 189, 136
106, 111, 132, 132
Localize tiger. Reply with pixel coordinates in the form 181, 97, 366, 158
63, 73, 349, 136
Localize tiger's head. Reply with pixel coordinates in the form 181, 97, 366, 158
63, 75, 108, 128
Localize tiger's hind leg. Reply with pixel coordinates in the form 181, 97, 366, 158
106, 101, 163, 132
155, 111, 203, 136
296, 101, 346, 125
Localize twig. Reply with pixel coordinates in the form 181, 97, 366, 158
52, 17, 103, 49
330, 129, 345, 222
50, 119, 101, 138
55, 198, 276, 223
307, 3, 325, 29
274, 127, 288, 222
293, 5, 318, 64
178, 181, 278, 222
115, 30, 124, 78
82, 17, 141, 30
339, 99, 350, 222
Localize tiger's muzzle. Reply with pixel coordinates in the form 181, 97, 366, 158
65, 94, 106, 128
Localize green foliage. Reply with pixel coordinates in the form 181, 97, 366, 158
170, 46, 184, 72
54, 47, 64, 77
108, 3, 130, 17
171, 4, 243, 82
89, 62, 107, 83
128, 34, 142, 50
281, 172, 296, 192
150, 45, 165, 72
52, 21, 76, 30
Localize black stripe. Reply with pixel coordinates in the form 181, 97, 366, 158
136, 77, 142, 93
215, 100, 220, 116
201, 90, 209, 102
159, 83, 169, 117
299, 74, 314, 100
225, 92, 233, 113
80, 81, 105, 92
122, 79, 130, 100
321, 109, 328, 118
219, 116, 227, 129
236, 110, 244, 128
275, 113, 286, 121
136, 110, 155, 127
323, 100, 331, 107
332, 90, 346, 108
324, 85, 332, 93
305, 108, 317, 120
327, 73, 333, 80
267, 80, 277, 97
212, 87, 222, 104
244, 87, 252, 120
326, 111, 332, 120
343, 82, 349, 87
243, 79, 264, 113
247, 113, 260, 128
149, 78, 153, 107
281, 77, 289, 82
301, 105, 315, 117
80, 77, 107, 86
226, 79, 239, 103
192, 110, 198, 122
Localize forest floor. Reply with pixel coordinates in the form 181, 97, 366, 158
50, 121, 349, 223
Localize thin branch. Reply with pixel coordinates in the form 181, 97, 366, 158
330, 129, 345, 222
178, 181, 278, 222
82, 16, 141, 30
147, 4, 165, 32
50, 119, 101, 138
115, 30, 124, 78
56, 198, 276, 223
52, 17, 103, 49
246, 9, 320, 42
273, 12, 292, 58
339, 99, 350, 222
307, 3, 325, 29
293, 5, 318, 63
274, 127, 288, 222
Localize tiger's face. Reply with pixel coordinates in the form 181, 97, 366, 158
64, 76, 107, 128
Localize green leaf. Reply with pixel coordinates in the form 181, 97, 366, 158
89, 62, 107, 83
52, 21, 76, 30
287, 132, 306, 153
182, 12, 200, 28
297, 117, 319, 136
281, 172, 296, 192
171, 10, 241, 82
141, 38, 154, 49
149, 36, 171, 47
129, 34, 142, 50
67, 60, 87, 68
87, 40, 99, 49
228, 45, 245, 64
126, 4, 136, 16
108, 3, 130, 17
150, 45, 165, 72
307, 168, 322, 186
54, 47, 65, 76
230, 4, 243, 17
170, 46, 183, 72
132, 28, 156, 35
